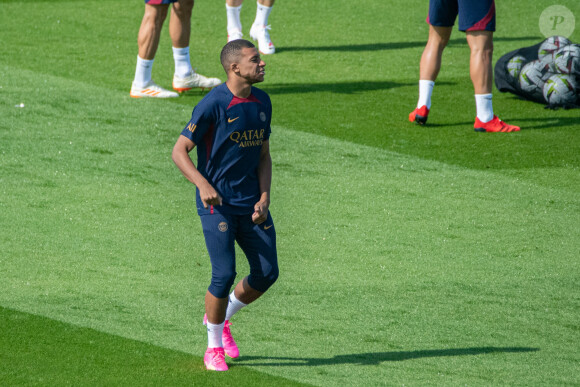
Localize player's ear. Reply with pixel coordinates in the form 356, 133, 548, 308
231, 62, 240, 75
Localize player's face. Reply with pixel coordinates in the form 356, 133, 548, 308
238, 47, 266, 83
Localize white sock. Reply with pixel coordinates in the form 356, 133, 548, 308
172, 46, 193, 78
225, 292, 247, 321
134, 56, 154, 88
475, 93, 494, 123
226, 4, 242, 32
206, 321, 224, 348
417, 80, 435, 109
253, 1, 272, 27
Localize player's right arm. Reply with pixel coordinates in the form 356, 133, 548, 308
172, 135, 222, 208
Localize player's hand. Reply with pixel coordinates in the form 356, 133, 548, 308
252, 199, 269, 224
199, 183, 222, 209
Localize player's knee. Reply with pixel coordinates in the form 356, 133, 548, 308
144, 5, 168, 27
249, 265, 279, 292
428, 25, 452, 49
426, 37, 448, 54
209, 271, 237, 298
173, 0, 193, 16
470, 46, 493, 64
178, 0, 194, 9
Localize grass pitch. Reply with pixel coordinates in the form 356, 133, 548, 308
1, 0, 579, 385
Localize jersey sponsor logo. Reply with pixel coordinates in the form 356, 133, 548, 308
186, 122, 197, 133
218, 222, 228, 232
264, 224, 273, 230
228, 117, 240, 123
229, 128, 265, 148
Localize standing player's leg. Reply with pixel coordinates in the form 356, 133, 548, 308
226, 0, 244, 42
169, 0, 193, 79
459, 0, 519, 132
466, 31, 494, 121
200, 213, 239, 371
138, 3, 169, 61
131, 2, 179, 98
170, 0, 222, 92
409, 25, 453, 124
249, 0, 276, 55
467, 31, 517, 132
420, 26, 453, 84
409, 0, 456, 124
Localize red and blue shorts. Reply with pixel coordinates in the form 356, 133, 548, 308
427, 0, 496, 32
145, 0, 177, 4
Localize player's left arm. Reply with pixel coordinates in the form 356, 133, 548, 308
252, 139, 272, 225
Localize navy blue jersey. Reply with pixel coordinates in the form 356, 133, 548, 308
180, 83, 272, 215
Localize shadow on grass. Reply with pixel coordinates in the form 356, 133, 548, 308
411, 121, 474, 128
408, 115, 579, 130
234, 347, 539, 367
0, 307, 306, 386
277, 36, 540, 54
175, 80, 424, 97
514, 116, 580, 130
261, 80, 414, 95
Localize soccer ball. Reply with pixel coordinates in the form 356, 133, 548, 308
553, 44, 580, 75
506, 55, 527, 82
518, 60, 553, 100
538, 35, 572, 61
542, 73, 578, 106
539, 54, 557, 73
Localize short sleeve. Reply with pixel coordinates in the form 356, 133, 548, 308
180, 101, 216, 145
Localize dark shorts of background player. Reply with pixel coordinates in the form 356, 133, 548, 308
427, 0, 496, 32
145, 0, 177, 4
201, 212, 279, 299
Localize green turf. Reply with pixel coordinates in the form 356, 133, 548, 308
1, 0, 579, 385
0, 307, 308, 386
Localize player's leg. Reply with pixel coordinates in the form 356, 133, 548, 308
410, 0, 455, 124
228, 213, 278, 311
138, 3, 169, 61
203, 291, 229, 371
249, 0, 275, 55
131, 1, 179, 98
218, 276, 262, 359
467, 32, 518, 132
419, 25, 452, 86
460, 0, 519, 132
410, 25, 452, 124
466, 30, 494, 118
416, 25, 453, 119
169, 0, 193, 79
220, 213, 278, 357
169, 0, 193, 50
200, 213, 239, 371
170, 0, 222, 92
226, 0, 244, 42
235, 212, 278, 304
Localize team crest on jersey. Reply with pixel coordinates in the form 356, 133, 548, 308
218, 222, 228, 232
260, 112, 266, 122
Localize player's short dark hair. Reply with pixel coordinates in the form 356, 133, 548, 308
220, 39, 256, 73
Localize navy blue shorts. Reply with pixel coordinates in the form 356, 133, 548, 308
201, 212, 278, 298
427, 0, 496, 32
